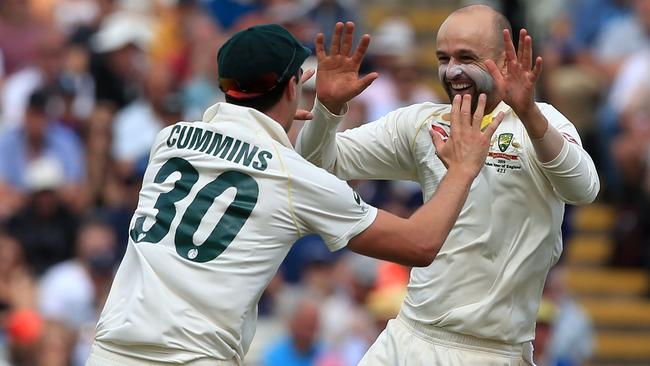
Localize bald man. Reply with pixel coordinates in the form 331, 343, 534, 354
297, 6, 599, 365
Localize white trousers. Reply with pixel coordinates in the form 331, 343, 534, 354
85, 343, 238, 366
358, 313, 536, 366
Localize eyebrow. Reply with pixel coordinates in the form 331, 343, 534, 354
436, 49, 479, 58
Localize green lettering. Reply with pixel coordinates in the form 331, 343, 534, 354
177, 126, 195, 149
234, 142, 259, 166
253, 150, 272, 171
166, 125, 181, 147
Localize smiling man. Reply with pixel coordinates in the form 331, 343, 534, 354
297, 5, 600, 366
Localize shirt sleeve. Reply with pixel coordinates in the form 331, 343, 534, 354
296, 99, 420, 181
289, 158, 378, 251
532, 103, 600, 204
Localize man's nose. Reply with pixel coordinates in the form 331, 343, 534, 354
446, 63, 463, 79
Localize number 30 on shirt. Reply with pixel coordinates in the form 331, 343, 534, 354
129, 157, 259, 263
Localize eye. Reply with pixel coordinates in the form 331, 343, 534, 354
460, 55, 475, 63
438, 56, 449, 64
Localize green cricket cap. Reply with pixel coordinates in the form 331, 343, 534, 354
217, 24, 311, 99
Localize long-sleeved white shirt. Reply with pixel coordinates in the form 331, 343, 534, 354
297, 100, 599, 344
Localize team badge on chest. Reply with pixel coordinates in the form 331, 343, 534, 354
498, 133, 513, 152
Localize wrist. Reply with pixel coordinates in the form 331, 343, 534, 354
518, 104, 548, 140
318, 98, 345, 115
446, 166, 478, 184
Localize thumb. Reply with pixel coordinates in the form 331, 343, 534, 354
294, 110, 314, 121
355, 72, 379, 95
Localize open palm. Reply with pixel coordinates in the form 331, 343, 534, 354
486, 29, 543, 116
315, 22, 379, 113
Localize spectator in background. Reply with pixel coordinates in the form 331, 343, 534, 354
6, 157, 79, 275
543, 269, 594, 366
263, 296, 325, 366
1, 31, 66, 129
305, 0, 362, 44
0, 0, 47, 76
35, 320, 77, 366
111, 63, 181, 178
0, 90, 85, 218
593, 0, 650, 81
38, 217, 117, 365
89, 11, 152, 109
357, 17, 439, 122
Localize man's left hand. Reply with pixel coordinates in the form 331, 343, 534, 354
486, 29, 543, 121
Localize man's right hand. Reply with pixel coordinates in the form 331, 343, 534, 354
430, 94, 504, 179
315, 22, 379, 114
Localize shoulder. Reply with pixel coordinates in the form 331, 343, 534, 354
378, 102, 450, 136
534, 102, 570, 124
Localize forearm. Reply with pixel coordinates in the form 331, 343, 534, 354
407, 168, 474, 250
537, 138, 600, 204
520, 105, 564, 163
520, 106, 600, 204
348, 168, 475, 267
295, 98, 346, 168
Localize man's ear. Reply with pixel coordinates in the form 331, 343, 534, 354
286, 75, 297, 101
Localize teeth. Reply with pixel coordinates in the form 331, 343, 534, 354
451, 82, 471, 90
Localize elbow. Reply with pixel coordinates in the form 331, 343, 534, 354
409, 240, 441, 267
561, 179, 601, 205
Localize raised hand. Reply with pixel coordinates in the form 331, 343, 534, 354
486, 28, 542, 117
431, 94, 504, 178
315, 22, 379, 114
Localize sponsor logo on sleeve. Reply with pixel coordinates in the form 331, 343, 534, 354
561, 133, 578, 145
431, 124, 449, 141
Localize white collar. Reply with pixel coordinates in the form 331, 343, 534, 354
201, 102, 293, 149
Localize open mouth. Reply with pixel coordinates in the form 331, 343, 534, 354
449, 81, 473, 93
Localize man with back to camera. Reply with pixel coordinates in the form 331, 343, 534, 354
297, 6, 600, 366
85, 23, 503, 365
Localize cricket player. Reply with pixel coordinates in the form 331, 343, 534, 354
85, 24, 502, 365
297, 7, 600, 366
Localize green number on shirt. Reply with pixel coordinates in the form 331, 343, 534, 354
130, 158, 259, 263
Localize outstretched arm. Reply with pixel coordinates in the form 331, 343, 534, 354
296, 22, 414, 180
347, 94, 504, 266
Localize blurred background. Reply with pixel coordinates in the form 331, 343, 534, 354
0, 0, 648, 365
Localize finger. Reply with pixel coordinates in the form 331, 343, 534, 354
472, 94, 487, 130
517, 29, 526, 62
531, 56, 543, 81
485, 59, 504, 84
522, 34, 533, 71
315, 33, 326, 60
301, 68, 315, 84
461, 94, 472, 129
450, 94, 462, 136
294, 110, 314, 121
329, 22, 344, 56
483, 111, 505, 139
351, 34, 371, 64
503, 29, 517, 63
355, 72, 379, 95
340, 21, 355, 57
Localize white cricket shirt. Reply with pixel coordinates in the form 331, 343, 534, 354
94, 102, 377, 364
297, 100, 599, 344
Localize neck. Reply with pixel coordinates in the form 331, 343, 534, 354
264, 105, 293, 133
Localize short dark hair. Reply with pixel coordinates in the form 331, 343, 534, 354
225, 69, 299, 112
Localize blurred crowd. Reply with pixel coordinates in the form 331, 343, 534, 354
0, 0, 648, 365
